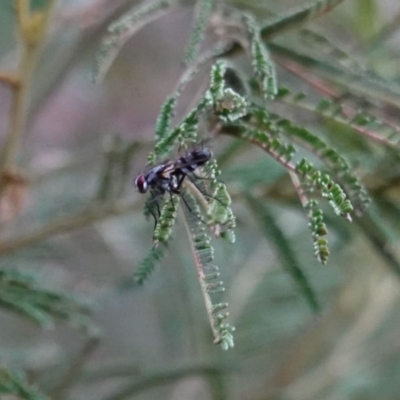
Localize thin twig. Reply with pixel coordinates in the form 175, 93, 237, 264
0, 0, 56, 195
50, 337, 100, 400
0, 199, 140, 256
220, 126, 298, 173
279, 60, 400, 149
0, 71, 20, 89
288, 170, 308, 208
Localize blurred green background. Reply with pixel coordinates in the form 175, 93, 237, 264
2, 1, 400, 399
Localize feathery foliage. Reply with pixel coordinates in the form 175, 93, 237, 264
153, 195, 180, 245
307, 199, 330, 264
0, 269, 92, 330
184, 0, 215, 65
7, 0, 400, 397
126, 246, 166, 287
243, 14, 277, 99
182, 191, 235, 350
0, 367, 48, 400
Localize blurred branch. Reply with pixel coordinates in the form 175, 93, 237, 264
0, 0, 56, 201
27, 0, 145, 121
104, 363, 236, 400
49, 337, 100, 400
367, 9, 400, 49
0, 199, 140, 256
0, 71, 20, 88
278, 61, 400, 149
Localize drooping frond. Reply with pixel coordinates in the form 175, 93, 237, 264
296, 158, 354, 220
0, 367, 48, 400
181, 191, 235, 350
232, 123, 297, 166
307, 199, 330, 264
0, 269, 92, 330
222, 118, 354, 222
268, 112, 370, 213
125, 246, 166, 288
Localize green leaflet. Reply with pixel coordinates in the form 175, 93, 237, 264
0, 269, 92, 331
296, 158, 354, 220
153, 195, 180, 245
182, 191, 235, 350
307, 199, 330, 264
0, 367, 49, 400
155, 96, 177, 142
184, 0, 215, 65
126, 246, 166, 287
243, 14, 277, 99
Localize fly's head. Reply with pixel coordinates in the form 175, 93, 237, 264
134, 174, 148, 193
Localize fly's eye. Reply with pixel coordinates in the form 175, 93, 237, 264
135, 174, 148, 193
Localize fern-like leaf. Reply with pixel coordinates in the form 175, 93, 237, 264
243, 14, 277, 99
296, 158, 354, 220
125, 246, 166, 287
0, 269, 92, 330
0, 367, 49, 400
271, 114, 370, 213
184, 0, 215, 65
153, 195, 180, 245
279, 86, 400, 150
182, 191, 235, 350
154, 98, 209, 160
155, 96, 177, 142
307, 199, 330, 264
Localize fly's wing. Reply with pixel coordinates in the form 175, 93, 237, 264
174, 150, 212, 173
143, 160, 171, 174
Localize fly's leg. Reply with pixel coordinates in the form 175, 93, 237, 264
144, 200, 158, 230
172, 186, 208, 225
150, 190, 161, 218
185, 173, 226, 207
145, 190, 163, 229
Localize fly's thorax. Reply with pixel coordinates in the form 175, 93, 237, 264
161, 163, 176, 179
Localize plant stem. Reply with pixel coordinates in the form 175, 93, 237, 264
0, 0, 56, 190
0, 199, 140, 256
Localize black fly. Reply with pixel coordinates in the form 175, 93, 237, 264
134, 147, 213, 227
